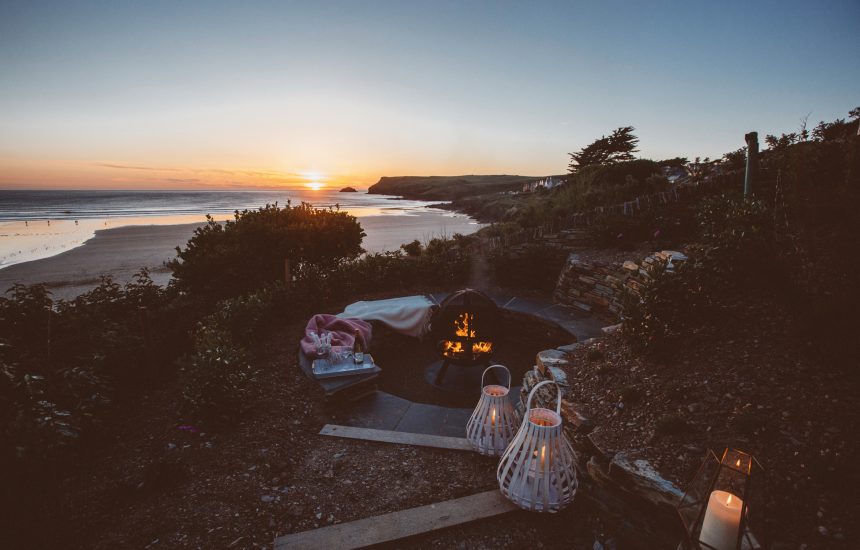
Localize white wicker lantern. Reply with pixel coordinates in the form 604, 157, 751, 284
466, 365, 519, 456
497, 380, 577, 512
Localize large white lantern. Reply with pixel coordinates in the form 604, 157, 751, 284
497, 380, 577, 512
466, 365, 519, 456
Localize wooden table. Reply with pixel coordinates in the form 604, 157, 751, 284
297, 347, 381, 402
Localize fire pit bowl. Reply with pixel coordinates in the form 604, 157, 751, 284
426, 288, 500, 389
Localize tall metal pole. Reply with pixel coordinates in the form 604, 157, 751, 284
744, 132, 758, 197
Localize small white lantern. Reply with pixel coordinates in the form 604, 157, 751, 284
466, 365, 518, 456
497, 380, 578, 512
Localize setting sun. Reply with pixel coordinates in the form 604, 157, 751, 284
305, 181, 325, 191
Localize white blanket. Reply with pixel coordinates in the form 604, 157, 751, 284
337, 295, 436, 338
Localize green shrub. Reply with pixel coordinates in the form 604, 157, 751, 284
696, 194, 773, 288
487, 244, 567, 291
170, 203, 365, 301
202, 283, 286, 346
400, 240, 422, 257
181, 323, 251, 427
621, 260, 712, 357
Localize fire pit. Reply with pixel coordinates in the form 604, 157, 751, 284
428, 289, 499, 388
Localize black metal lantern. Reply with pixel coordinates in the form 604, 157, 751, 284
676, 448, 766, 550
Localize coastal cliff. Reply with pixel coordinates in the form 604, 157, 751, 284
367, 175, 534, 201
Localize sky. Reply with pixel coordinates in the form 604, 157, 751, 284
0, 0, 858, 190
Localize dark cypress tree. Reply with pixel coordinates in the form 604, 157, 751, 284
568, 126, 639, 174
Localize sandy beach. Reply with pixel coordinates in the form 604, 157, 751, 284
0, 210, 481, 300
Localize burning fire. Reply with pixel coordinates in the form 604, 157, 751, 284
472, 341, 492, 353
454, 313, 476, 338
443, 340, 464, 354
441, 312, 493, 358
442, 340, 493, 356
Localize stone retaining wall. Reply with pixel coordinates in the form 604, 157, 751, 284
518, 343, 686, 549
553, 250, 688, 319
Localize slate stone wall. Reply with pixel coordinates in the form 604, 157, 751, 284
553, 250, 688, 319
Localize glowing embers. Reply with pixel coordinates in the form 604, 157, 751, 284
441, 312, 494, 361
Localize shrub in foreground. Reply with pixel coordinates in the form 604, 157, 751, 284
170, 203, 365, 301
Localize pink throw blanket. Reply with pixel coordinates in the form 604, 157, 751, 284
300, 314, 372, 358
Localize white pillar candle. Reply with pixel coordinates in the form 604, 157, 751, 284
700, 490, 743, 550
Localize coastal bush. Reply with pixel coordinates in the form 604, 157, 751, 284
181, 323, 251, 426
200, 282, 286, 346
170, 203, 365, 301
621, 261, 712, 357
486, 243, 567, 292
696, 194, 773, 288
555, 159, 664, 211
299, 235, 471, 304
400, 240, 422, 257
0, 273, 176, 468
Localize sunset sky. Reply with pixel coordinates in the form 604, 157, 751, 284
1, 0, 858, 190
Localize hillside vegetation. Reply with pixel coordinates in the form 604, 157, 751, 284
367, 174, 536, 200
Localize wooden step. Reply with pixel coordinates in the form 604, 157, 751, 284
274, 489, 517, 549
319, 424, 473, 451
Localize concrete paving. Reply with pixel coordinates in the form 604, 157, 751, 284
336, 388, 522, 438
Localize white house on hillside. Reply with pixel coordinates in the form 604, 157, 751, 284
522, 176, 563, 192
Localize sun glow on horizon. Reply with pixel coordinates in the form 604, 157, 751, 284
305, 181, 325, 191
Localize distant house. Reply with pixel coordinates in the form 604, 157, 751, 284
522, 176, 563, 193
661, 166, 691, 185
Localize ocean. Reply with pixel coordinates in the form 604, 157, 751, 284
0, 189, 480, 269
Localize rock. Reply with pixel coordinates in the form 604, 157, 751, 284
557, 343, 582, 353
687, 403, 703, 413
607, 453, 684, 507
166, 443, 177, 451
601, 323, 622, 335
560, 400, 595, 433
546, 366, 569, 386
536, 349, 570, 375
339, 186, 357, 192
261, 495, 276, 503
817, 525, 829, 537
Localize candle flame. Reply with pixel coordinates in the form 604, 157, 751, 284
736, 459, 741, 467
491, 408, 496, 425
726, 494, 733, 505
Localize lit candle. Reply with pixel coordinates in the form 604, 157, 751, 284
700, 490, 743, 550
491, 407, 497, 427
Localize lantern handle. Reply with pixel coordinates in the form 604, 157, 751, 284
481, 364, 511, 390
526, 380, 562, 415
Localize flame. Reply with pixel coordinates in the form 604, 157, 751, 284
726, 494, 733, 505
472, 341, 493, 354
454, 313, 476, 338
491, 408, 496, 426
736, 459, 741, 467
443, 341, 464, 354
442, 340, 492, 358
